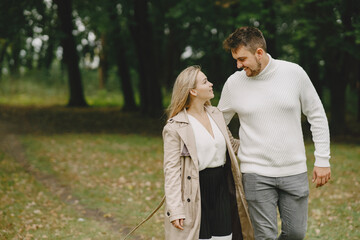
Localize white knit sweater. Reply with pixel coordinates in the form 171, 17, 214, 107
218, 54, 330, 177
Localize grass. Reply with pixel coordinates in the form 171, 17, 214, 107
305, 144, 360, 239
0, 69, 129, 107
21, 134, 165, 239
0, 151, 124, 240
0, 70, 359, 239
0, 132, 359, 239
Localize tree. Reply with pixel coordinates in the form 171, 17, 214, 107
107, 1, 137, 111
129, 0, 163, 117
54, 0, 87, 107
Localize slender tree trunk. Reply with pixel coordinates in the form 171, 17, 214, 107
26, 45, 34, 70
298, 41, 323, 99
44, 40, 55, 71
9, 38, 21, 78
107, 1, 137, 111
327, 53, 347, 134
262, 0, 277, 58
37, 39, 54, 73
357, 61, 360, 122
0, 40, 9, 80
308, 57, 322, 99
164, 29, 182, 89
131, 0, 162, 117
338, 0, 358, 125
116, 42, 137, 111
98, 34, 107, 89
54, 0, 87, 107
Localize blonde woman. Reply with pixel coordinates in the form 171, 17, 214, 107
163, 66, 254, 240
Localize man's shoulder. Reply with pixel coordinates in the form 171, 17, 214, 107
226, 71, 246, 84
275, 59, 304, 72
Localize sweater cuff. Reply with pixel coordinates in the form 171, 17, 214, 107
314, 151, 330, 167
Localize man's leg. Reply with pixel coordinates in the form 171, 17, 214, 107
243, 173, 278, 240
278, 172, 309, 240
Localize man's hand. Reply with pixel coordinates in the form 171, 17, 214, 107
171, 218, 184, 230
312, 166, 331, 188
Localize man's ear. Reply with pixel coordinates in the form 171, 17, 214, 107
190, 89, 197, 96
255, 48, 264, 59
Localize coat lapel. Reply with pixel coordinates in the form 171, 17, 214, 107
171, 109, 199, 171
206, 106, 232, 146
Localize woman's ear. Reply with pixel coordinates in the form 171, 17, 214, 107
190, 89, 197, 96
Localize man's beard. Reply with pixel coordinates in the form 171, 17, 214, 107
246, 58, 262, 77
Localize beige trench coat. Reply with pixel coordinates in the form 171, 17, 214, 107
163, 106, 254, 240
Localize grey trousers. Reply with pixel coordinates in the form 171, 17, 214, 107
242, 172, 309, 240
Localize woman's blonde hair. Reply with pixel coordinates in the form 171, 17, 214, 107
166, 65, 211, 119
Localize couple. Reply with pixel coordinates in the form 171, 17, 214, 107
163, 27, 331, 240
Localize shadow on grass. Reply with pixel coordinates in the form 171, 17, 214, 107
0, 104, 359, 143
0, 105, 166, 136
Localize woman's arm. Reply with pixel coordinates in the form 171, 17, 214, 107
163, 124, 186, 223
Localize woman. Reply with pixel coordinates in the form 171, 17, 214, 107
163, 66, 254, 240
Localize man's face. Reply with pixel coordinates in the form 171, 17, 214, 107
231, 46, 262, 77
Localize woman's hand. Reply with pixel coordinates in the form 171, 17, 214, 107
171, 218, 184, 230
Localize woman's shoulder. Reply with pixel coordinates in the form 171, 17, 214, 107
163, 115, 181, 133
163, 120, 176, 132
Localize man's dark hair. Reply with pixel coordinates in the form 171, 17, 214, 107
223, 26, 267, 53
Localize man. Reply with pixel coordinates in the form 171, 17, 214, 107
218, 26, 331, 240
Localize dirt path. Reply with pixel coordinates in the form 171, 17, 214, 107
0, 120, 142, 240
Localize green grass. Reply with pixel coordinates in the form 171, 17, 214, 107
0, 69, 130, 107
305, 143, 360, 239
0, 133, 358, 239
21, 134, 165, 239
0, 151, 124, 240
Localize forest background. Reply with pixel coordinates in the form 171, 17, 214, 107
0, 0, 359, 239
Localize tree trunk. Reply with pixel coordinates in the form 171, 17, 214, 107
107, 1, 137, 112
37, 38, 55, 73
116, 42, 137, 111
98, 34, 107, 89
26, 44, 34, 70
164, 29, 182, 89
44, 40, 55, 71
308, 59, 322, 100
337, 0, 358, 125
9, 38, 21, 78
357, 61, 360, 122
297, 40, 323, 99
327, 52, 347, 134
262, 0, 277, 58
54, 0, 87, 107
0, 40, 9, 80
131, 0, 163, 117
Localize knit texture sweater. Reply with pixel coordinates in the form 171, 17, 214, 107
218, 55, 330, 177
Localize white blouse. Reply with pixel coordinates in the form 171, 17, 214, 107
188, 113, 226, 171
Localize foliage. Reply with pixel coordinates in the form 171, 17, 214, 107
0, 0, 359, 126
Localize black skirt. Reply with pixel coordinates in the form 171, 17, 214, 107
199, 166, 232, 239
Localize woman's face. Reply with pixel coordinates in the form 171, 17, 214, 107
192, 71, 214, 101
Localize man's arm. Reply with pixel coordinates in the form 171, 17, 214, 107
218, 81, 236, 125
300, 67, 331, 187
